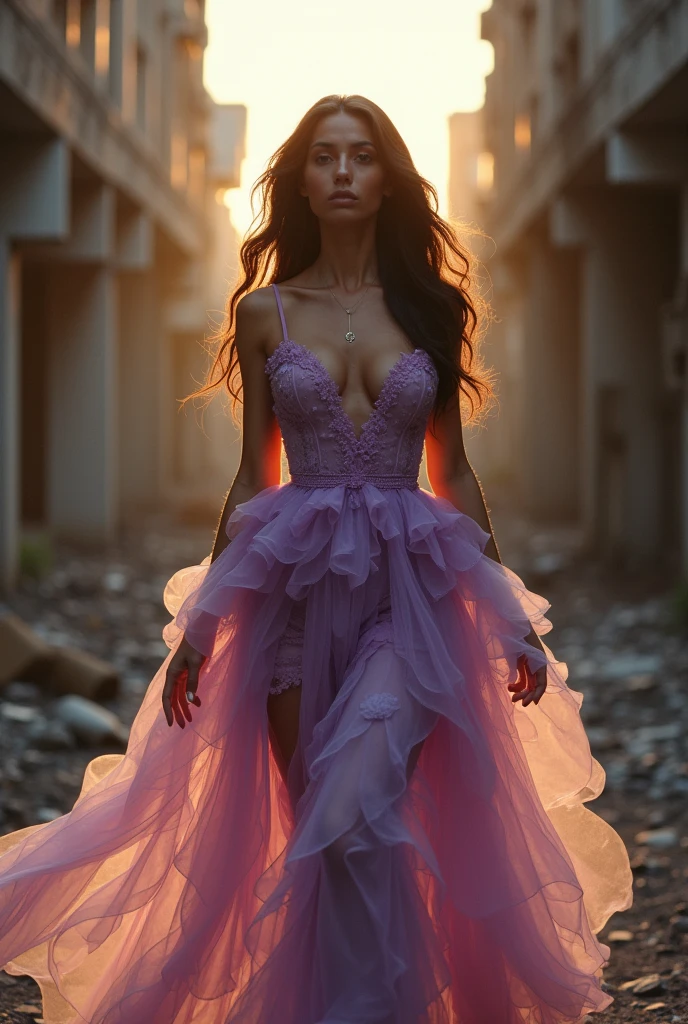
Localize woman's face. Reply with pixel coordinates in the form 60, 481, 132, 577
299, 111, 391, 224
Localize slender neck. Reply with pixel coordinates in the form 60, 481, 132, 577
308, 218, 380, 294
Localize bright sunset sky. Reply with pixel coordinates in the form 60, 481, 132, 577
203, 0, 494, 239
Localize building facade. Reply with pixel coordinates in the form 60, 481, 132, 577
0, 0, 246, 590
467, 0, 688, 573
447, 109, 498, 482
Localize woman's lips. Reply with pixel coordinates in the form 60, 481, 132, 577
328, 194, 357, 204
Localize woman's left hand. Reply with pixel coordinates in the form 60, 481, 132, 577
508, 629, 547, 708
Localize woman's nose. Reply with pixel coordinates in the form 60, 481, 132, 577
334, 158, 351, 182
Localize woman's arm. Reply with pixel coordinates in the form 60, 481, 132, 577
424, 395, 547, 707
424, 394, 502, 564
162, 289, 282, 728
209, 289, 283, 563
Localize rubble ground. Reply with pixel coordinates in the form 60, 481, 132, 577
0, 516, 686, 1023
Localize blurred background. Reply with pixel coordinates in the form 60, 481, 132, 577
1, 1, 688, 1020
1, 0, 687, 584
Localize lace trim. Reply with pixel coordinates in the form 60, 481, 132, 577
268, 675, 302, 695
356, 355, 434, 469
269, 660, 303, 695
266, 339, 438, 471
265, 339, 315, 378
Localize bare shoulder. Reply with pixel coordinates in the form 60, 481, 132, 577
235, 287, 281, 360
235, 286, 278, 328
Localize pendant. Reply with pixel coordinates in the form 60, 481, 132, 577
345, 309, 355, 343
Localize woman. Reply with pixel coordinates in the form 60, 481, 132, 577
0, 95, 631, 1023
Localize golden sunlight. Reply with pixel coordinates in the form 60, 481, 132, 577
204, 0, 494, 238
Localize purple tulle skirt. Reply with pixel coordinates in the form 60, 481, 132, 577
0, 482, 632, 1023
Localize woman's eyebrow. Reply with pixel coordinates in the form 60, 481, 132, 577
309, 139, 376, 150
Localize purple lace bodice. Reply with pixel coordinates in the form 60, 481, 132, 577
265, 337, 438, 494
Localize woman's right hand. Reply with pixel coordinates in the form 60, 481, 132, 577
162, 636, 205, 728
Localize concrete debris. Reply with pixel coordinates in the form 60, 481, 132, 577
27, 718, 76, 751
103, 570, 128, 593
50, 645, 120, 701
3, 681, 43, 702
625, 673, 658, 692
0, 612, 53, 688
34, 808, 62, 824
634, 828, 679, 849
0, 702, 40, 724
54, 695, 129, 748
0, 523, 207, 844
619, 973, 665, 995
600, 654, 664, 680
0, 612, 120, 701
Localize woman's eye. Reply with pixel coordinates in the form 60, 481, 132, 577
356, 153, 372, 163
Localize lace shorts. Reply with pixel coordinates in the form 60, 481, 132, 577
268, 594, 393, 696
269, 599, 307, 696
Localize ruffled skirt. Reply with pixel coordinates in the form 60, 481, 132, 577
0, 482, 632, 1023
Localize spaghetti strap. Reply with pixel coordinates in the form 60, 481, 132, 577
271, 283, 289, 343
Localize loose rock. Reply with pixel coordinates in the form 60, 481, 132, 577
27, 718, 75, 751
0, 613, 53, 688
54, 695, 129, 748
34, 807, 62, 824
0, 702, 40, 724
2, 681, 42, 702
634, 828, 678, 849
49, 646, 120, 701
619, 973, 665, 995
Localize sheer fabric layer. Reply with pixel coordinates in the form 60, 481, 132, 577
0, 482, 632, 1023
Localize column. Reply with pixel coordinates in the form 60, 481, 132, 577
46, 264, 118, 543
553, 189, 677, 567
0, 244, 21, 589
519, 221, 582, 523
0, 137, 69, 590
117, 267, 164, 514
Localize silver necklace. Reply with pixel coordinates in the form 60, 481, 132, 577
328, 284, 371, 343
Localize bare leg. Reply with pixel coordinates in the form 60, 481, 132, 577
268, 689, 423, 790
406, 737, 424, 781
267, 683, 302, 785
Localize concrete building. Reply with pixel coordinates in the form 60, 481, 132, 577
0, 0, 247, 590
467, 0, 688, 574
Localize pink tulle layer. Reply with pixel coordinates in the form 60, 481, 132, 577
0, 482, 632, 1023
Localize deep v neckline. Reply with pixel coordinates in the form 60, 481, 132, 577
269, 336, 425, 445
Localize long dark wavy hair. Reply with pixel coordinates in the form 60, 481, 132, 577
189, 94, 494, 430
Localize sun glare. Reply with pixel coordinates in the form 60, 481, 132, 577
204, 0, 494, 239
